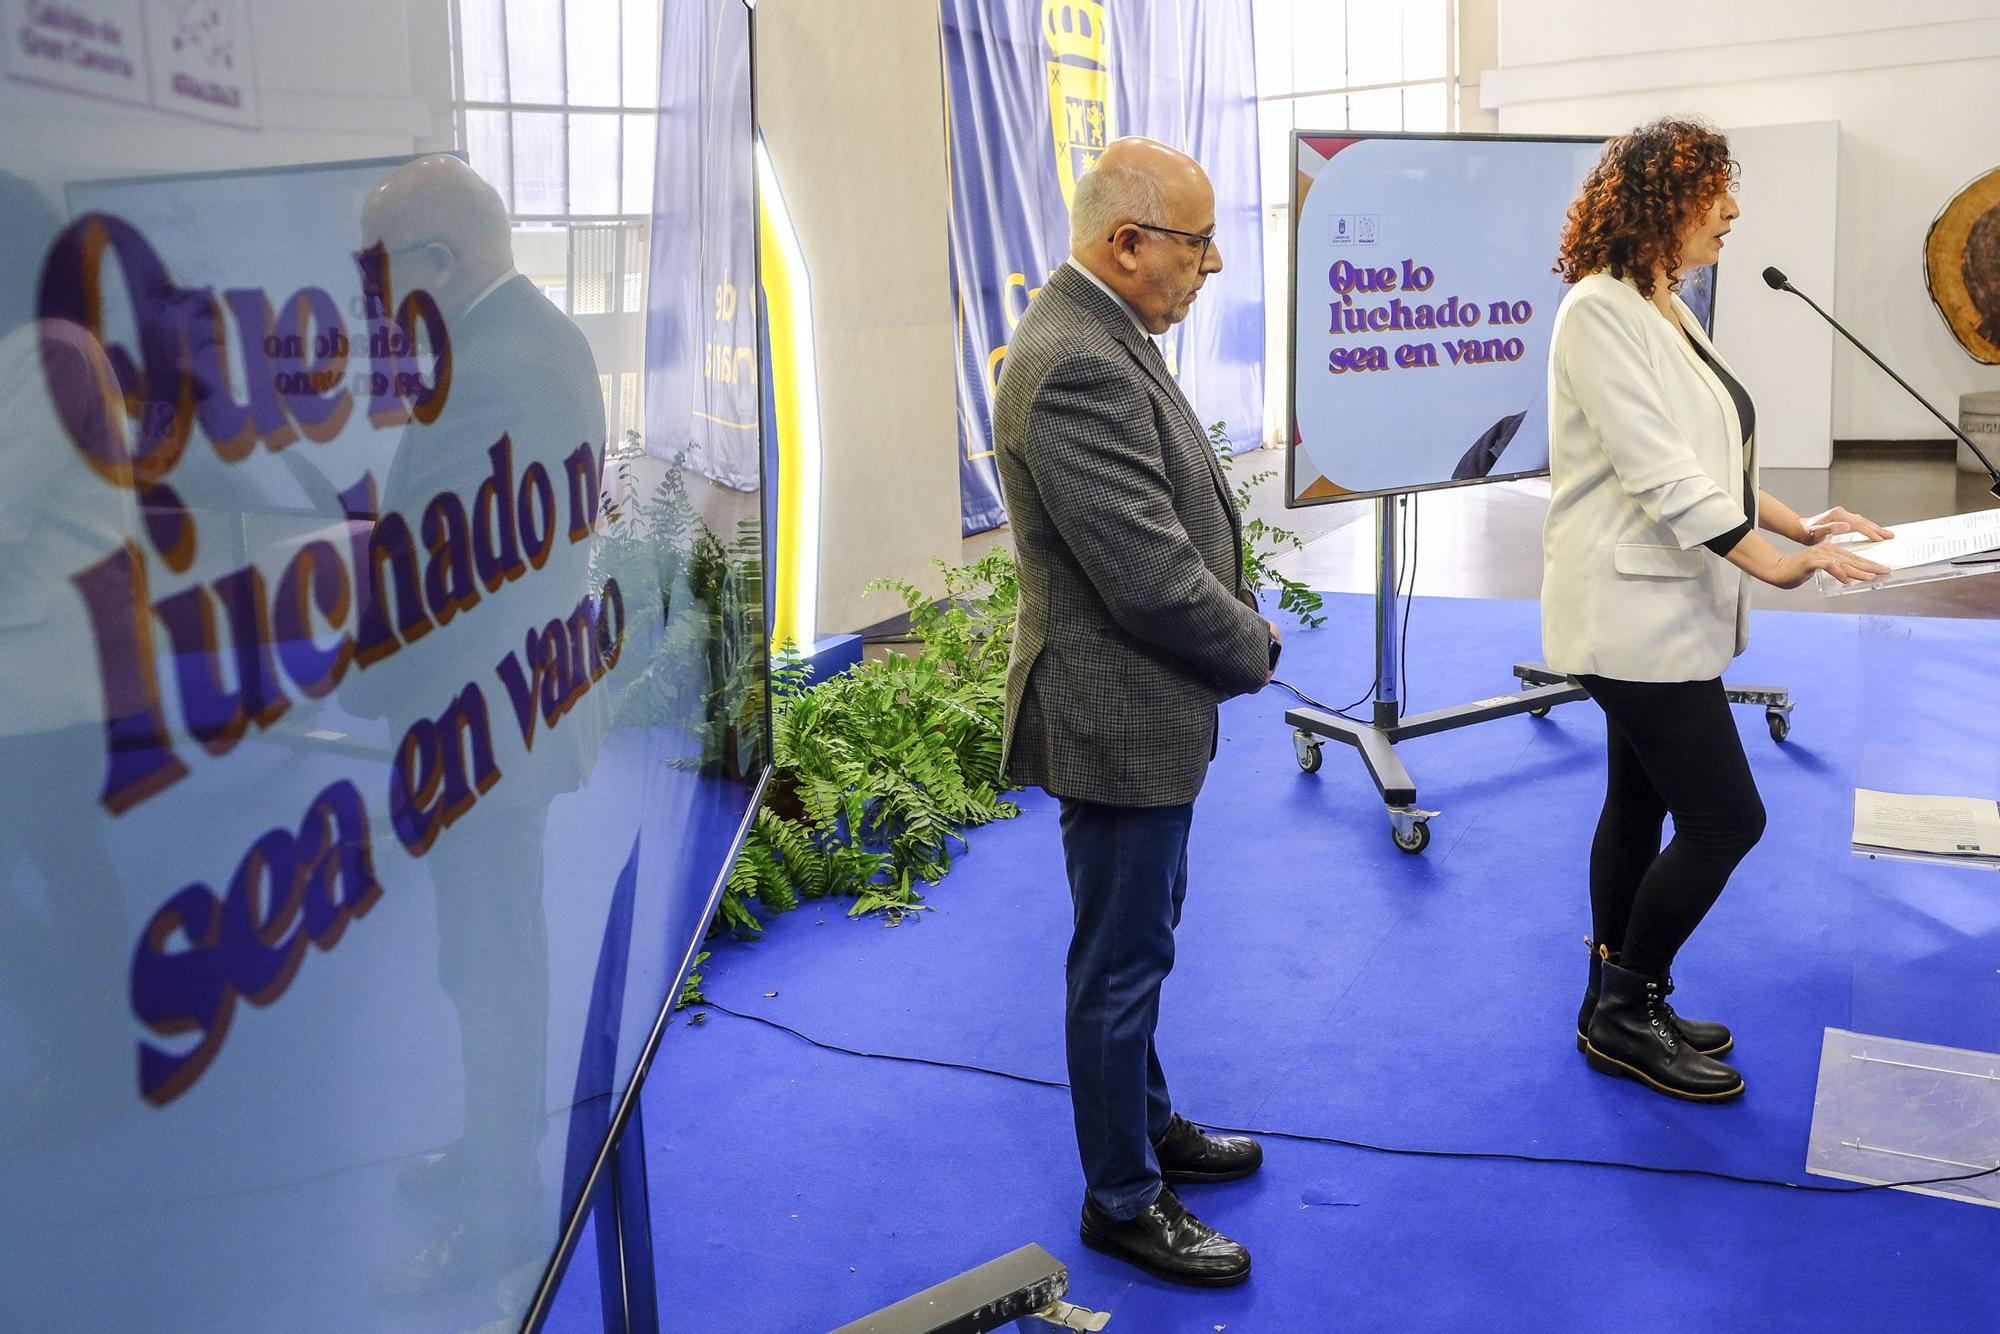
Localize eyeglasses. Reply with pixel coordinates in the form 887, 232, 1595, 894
380, 240, 450, 265
1115, 222, 1217, 265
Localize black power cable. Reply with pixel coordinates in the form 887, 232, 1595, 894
1271, 675, 1372, 720
1269, 494, 1424, 724
696, 1001, 2000, 1198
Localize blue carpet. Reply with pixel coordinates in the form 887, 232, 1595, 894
549, 593, 2000, 1333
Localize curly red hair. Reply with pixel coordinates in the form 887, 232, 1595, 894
1555, 119, 1738, 297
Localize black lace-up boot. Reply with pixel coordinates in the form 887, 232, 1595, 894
1583, 956, 1744, 1101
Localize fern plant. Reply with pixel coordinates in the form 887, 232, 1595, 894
703, 550, 1021, 940
679, 952, 710, 1007
870, 545, 1019, 685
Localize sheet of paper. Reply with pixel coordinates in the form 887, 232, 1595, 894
1842, 509, 2000, 572
1816, 552, 1999, 597
1852, 788, 2000, 858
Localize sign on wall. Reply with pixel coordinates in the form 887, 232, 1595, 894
3, 0, 260, 128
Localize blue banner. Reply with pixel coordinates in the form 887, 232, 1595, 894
648, 0, 760, 488
941, 0, 1265, 535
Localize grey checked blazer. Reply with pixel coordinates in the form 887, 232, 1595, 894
994, 263, 1270, 808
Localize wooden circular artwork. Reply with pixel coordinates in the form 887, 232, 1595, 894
1925, 165, 2000, 364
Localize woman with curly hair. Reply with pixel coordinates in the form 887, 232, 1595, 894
1543, 118, 1890, 1102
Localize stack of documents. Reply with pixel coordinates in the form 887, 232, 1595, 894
1852, 788, 2000, 869
1818, 508, 2000, 595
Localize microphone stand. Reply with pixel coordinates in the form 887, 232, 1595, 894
1768, 273, 2000, 500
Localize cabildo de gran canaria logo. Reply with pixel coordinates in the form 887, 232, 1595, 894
1044, 0, 1110, 211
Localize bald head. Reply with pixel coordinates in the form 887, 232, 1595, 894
1070, 138, 1199, 251
1069, 137, 1221, 334
362, 153, 513, 316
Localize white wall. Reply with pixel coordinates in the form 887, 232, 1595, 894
754, 0, 961, 636
1456, 0, 1499, 132
1712, 121, 1839, 468
1482, 2, 2000, 444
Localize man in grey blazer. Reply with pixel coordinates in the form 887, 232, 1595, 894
995, 138, 1277, 1287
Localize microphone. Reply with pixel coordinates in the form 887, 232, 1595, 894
1763, 266, 2000, 498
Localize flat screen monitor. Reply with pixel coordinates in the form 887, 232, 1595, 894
0, 1, 766, 1323
1287, 131, 1719, 506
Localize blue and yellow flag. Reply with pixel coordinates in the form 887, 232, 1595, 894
942, 0, 1265, 535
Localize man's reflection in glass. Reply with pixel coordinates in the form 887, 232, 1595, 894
0, 173, 135, 1152
346, 155, 606, 1306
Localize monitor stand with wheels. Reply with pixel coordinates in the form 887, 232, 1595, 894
1284, 496, 1794, 853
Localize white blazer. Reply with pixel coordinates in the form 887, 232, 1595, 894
1540, 272, 1756, 682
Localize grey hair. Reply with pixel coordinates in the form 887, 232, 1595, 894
1070, 156, 1166, 251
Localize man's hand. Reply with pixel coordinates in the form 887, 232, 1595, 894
1803, 506, 1894, 544
1263, 619, 1281, 685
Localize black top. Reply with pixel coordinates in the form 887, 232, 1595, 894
1686, 335, 1757, 556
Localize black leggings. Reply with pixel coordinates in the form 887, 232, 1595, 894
1577, 675, 1767, 977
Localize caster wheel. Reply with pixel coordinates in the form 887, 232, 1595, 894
1293, 730, 1323, 773
1392, 820, 1431, 854
1529, 706, 1551, 718
1767, 710, 1791, 744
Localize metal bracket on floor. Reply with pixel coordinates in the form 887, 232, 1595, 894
829, 1243, 1072, 1334
1022, 1299, 1112, 1331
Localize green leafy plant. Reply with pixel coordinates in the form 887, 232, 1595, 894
679, 952, 709, 1007
703, 550, 1021, 943
1211, 421, 1326, 629
870, 545, 1019, 684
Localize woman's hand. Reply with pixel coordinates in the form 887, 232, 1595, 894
1769, 544, 1891, 589
1801, 506, 1894, 544
1727, 529, 1890, 587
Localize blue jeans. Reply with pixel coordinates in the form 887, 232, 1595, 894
1057, 796, 1195, 1220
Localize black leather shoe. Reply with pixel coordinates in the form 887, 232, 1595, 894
1584, 958, 1744, 1102
1154, 1114, 1263, 1184
1079, 1188, 1250, 1287
1577, 940, 1732, 1057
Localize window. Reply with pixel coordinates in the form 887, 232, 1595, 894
1251, 0, 1458, 444
451, 0, 662, 445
